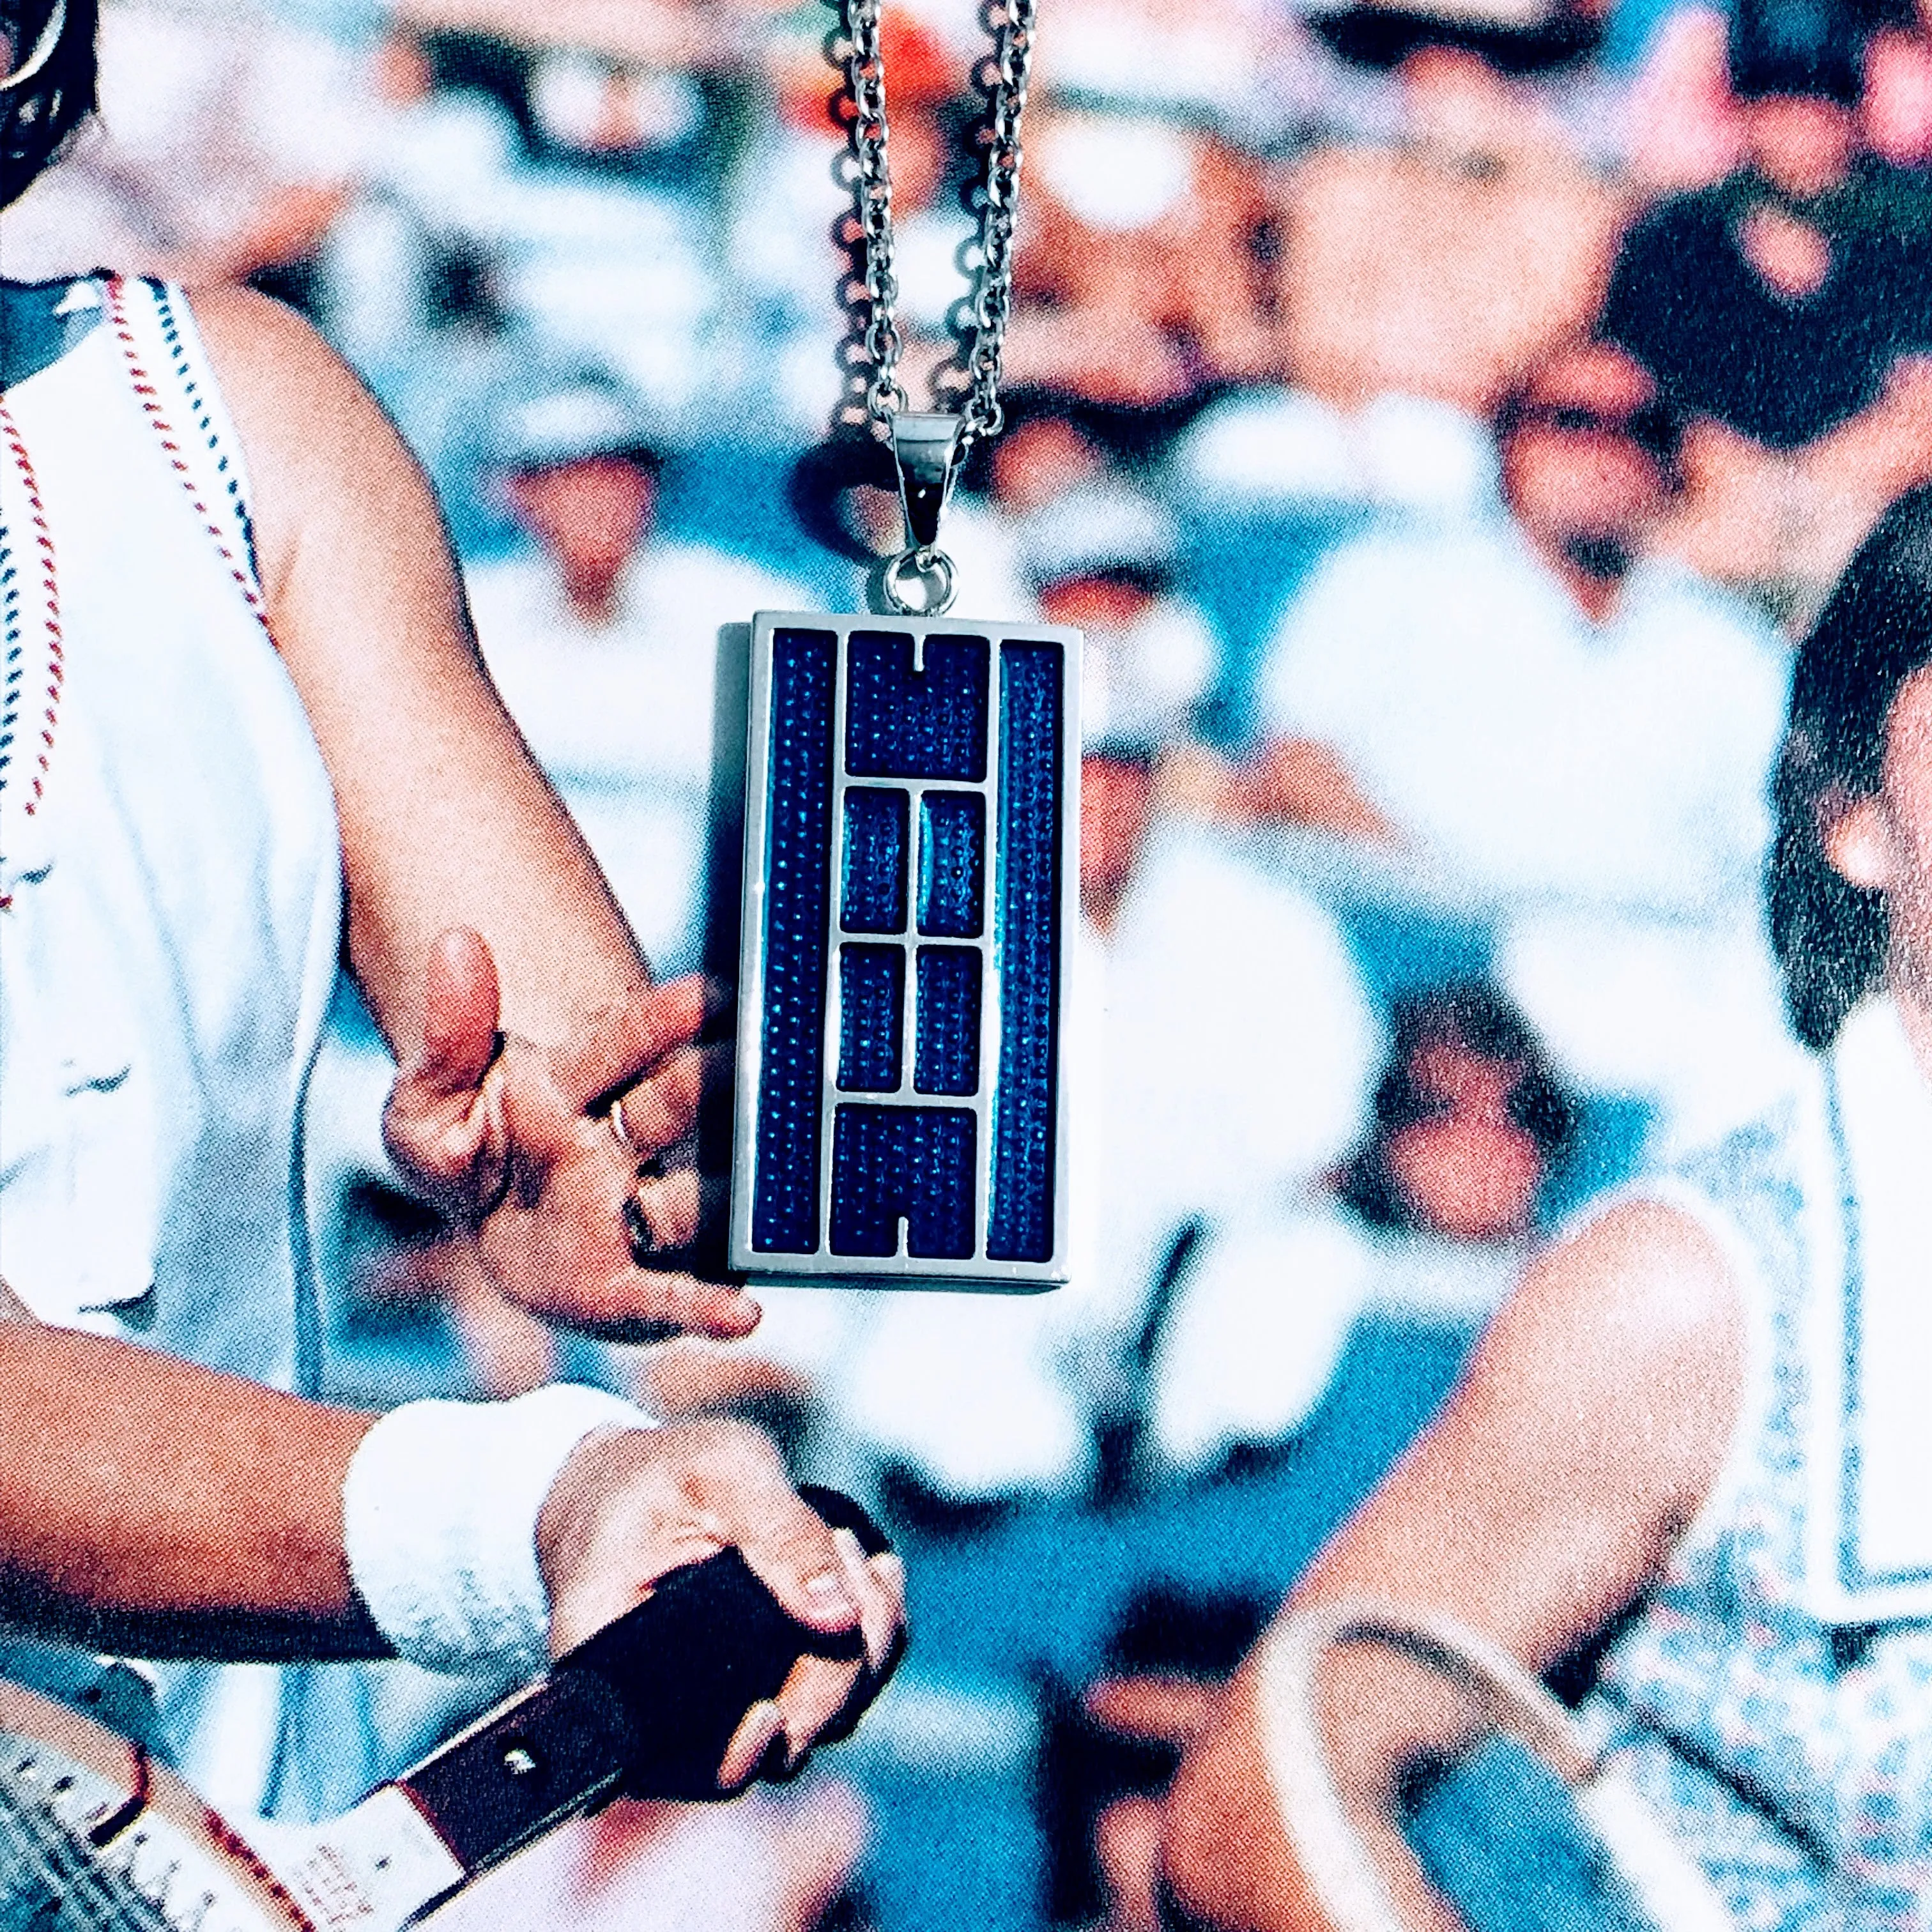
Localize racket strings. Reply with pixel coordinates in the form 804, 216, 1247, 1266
0, 1750, 180, 1932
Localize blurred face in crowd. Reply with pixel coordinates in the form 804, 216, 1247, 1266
1081, 751, 1156, 930
1384, 1038, 1545, 1242
1499, 342, 1675, 609
372, 29, 434, 107
1744, 93, 1857, 199
506, 454, 659, 626
1396, 45, 1530, 153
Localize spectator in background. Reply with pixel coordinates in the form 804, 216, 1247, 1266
1604, 0, 1927, 451
1002, 104, 1282, 407
831, 486, 1378, 1519
1603, 0, 1932, 608
1141, 985, 1577, 1487
1234, 338, 1799, 1151
1016, 484, 1222, 781
1274, 0, 1628, 418
464, 374, 809, 975
1033, 484, 1377, 1390
1335, 984, 1577, 1247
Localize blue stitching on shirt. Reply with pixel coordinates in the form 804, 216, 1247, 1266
149, 280, 262, 585
0, 549, 22, 793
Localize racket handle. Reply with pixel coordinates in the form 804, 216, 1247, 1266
398, 1487, 894, 1872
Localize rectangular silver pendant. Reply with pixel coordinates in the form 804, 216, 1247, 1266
729, 610, 1080, 1290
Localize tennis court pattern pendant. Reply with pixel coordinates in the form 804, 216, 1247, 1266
731, 611, 1080, 1289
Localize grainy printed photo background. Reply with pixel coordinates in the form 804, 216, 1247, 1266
4, 0, 1931, 1923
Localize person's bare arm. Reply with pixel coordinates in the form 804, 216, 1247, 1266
0, 1314, 381, 1660
0, 1307, 900, 1777
189, 287, 635, 1057
1160, 1201, 1747, 1931
187, 286, 744, 1338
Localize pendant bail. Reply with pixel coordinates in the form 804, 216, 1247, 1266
891, 411, 965, 556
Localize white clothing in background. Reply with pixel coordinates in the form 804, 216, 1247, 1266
1262, 525, 1798, 1143
835, 826, 1379, 1497
466, 542, 809, 977
1145, 1208, 1365, 1478
1079, 595, 1220, 748
1262, 528, 1786, 914
1147, 1210, 1526, 1480
1169, 388, 1497, 523
0, 0, 371, 280
1078, 828, 1379, 1324
1498, 908, 1805, 1154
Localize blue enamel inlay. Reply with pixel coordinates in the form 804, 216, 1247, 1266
915, 947, 981, 1096
751, 627, 838, 1253
841, 786, 909, 933
845, 631, 989, 781
839, 944, 904, 1093
988, 640, 1062, 1262
829, 1105, 977, 1258
918, 790, 985, 938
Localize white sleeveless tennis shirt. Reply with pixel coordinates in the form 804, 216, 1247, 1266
0, 275, 344, 1815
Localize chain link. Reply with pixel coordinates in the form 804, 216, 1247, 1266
841, 0, 908, 436
959, 0, 1036, 445
839, 0, 1036, 450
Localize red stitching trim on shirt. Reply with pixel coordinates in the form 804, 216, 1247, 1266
106, 275, 279, 650
0, 392, 66, 852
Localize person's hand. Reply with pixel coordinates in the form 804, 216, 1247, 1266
1236, 737, 1403, 844
536, 1420, 906, 1790
382, 927, 755, 1342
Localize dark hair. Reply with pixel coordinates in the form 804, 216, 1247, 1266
1, 0, 96, 212
1729, 0, 1864, 103
1768, 486, 1932, 1049
1304, 1, 1602, 77
1337, 981, 1577, 1232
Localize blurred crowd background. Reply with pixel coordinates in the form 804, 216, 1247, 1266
10, 0, 1932, 1920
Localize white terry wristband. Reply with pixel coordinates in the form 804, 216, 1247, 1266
342, 1383, 655, 1678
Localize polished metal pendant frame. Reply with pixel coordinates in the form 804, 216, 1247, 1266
882, 412, 966, 615
730, 609, 1080, 1289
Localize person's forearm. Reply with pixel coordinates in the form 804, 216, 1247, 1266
325, 652, 652, 1059
0, 1321, 384, 1661
1162, 1651, 1473, 1932
187, 286, 653, 1064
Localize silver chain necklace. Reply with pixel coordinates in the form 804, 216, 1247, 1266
728, 0, 1078, 1297
838, 0, 1038, 613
